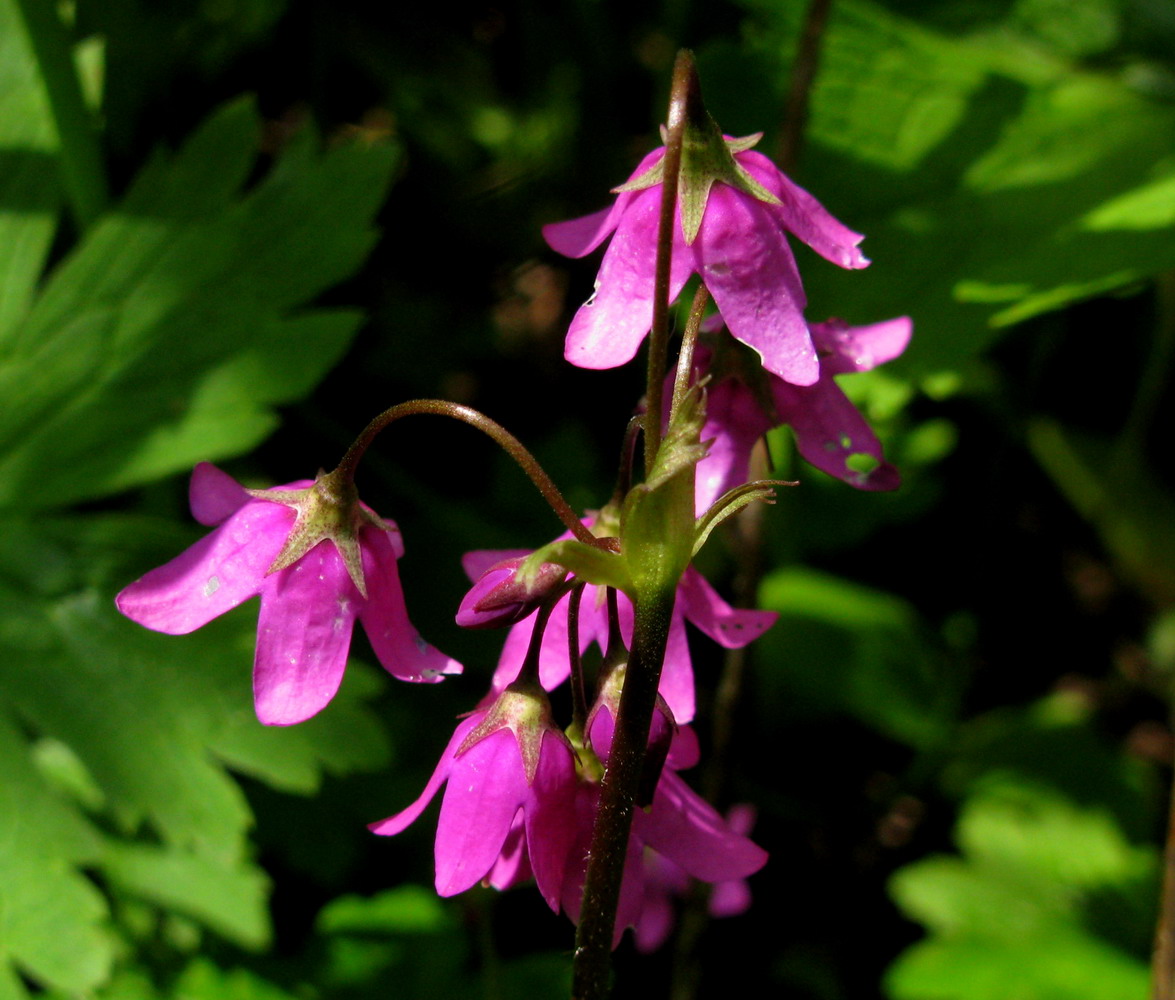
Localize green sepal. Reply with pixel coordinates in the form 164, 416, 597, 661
518, 539, 631, 595
613, 128, 779, 245
693, 480, 791, 559
619, 386, 707, 597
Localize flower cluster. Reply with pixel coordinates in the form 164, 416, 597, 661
116, 53, 908, 965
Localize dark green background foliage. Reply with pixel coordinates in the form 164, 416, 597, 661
1, 0, 1172, 997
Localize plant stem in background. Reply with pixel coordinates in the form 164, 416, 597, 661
12, 0, 109, 229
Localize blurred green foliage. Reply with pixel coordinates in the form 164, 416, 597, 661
0, 0, 1172, 997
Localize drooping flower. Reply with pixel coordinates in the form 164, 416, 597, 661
116, 462, 460, 725
369, 681, 579, 908
633, 803, 758, 953
543, 131, 868, 386
693, 316, 912, 513
560, 706, 768, 948
461, 530, 777, 725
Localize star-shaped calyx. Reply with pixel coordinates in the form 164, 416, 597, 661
248, 467, 389, 599
457, 678, 573, 785
614, 120, 780, 245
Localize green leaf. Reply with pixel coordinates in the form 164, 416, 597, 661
756, 567, 956, 747
317, 886, 454, 936
0, 98, 398, 508
714, 0, 1175, 373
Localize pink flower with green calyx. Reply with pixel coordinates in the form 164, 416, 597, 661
369, 678, 579, 908
455, 552, 569, 629
116, 462, 460, 726
544, 92, 868, 385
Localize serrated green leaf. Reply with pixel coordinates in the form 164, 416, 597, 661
101, 843, 270, 949
0, 98, 398, 508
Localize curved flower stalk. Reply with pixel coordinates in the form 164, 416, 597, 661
544, 133, 868, 386
460, 534, 777, 725
116, 462, 460, 725
692, 315, 913, 512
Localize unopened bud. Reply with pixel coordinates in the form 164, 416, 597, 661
455, 555, 567, 629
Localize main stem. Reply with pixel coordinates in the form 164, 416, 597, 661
571, 588, 677, 1000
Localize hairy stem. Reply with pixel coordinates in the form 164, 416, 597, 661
571, 587, 677, 1000
335, 399, 597, 547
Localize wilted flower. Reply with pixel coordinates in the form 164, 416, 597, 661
694, 316, 912, 513
544, 133, 868, 386
116, 462, 460, 725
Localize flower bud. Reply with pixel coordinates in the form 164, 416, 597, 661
455, 555, 567, 629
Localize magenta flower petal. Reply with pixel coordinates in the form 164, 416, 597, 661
115, 500, 291, 635
525, 731, 579, 909
657, 614, 696, 725
694, 374, 770, 514
369, 716, 478, 837
773, 379, 900, 491
189, 461, 255, 526
434, 729, 529, 896
563, 186, 693, 370
677, 567, 777, 650
740, 150, 869, 270
253, 540, 359, 725
485, 814, 532, 891
636, 771, 767, 883
694, 183, 818, 386
360, 528, 461, 682
814, 316, 913, 376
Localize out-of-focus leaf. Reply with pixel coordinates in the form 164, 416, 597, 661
714, 0, 1175, 373
0, 97, 397, 508
0, 0, 62, 344
1028, 419, 1175, 606
756, 567, 957, 747
0, 515, 391, 993
886, 775, 1155, 1000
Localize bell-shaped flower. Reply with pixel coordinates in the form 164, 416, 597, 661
369, 681, 579, 908
559, 706, 767, 948
543, 130, 868, 386
694, 316, 912, 513
116, 462, 460, 725
463, 526, 777, 725
455, 553, 568, 629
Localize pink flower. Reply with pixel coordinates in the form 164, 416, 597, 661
633, 803, 758, 952
695, 316, 912, 513
462, 539, 777, 724
116, 462, 460, 725
369, 683, 578, 908
543, 138, 868, 386
560, 710, 767, 949
455, 554, 568, 629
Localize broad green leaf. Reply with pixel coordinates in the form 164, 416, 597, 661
887, 776, 1155, 1000
715, 0, 1175, 373
0, 98, 397, 507
756, 567, 956, 746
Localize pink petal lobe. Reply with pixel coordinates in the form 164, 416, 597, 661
678, 567, 778, 649
369, 715, 479, 836
739, 150, 869, 270
486, 814, 532, 890
564, 186, 692, 370
434, 729, 529, 896
525, 731, 579, 910
813, 316, 912, 375
695, 376, 771, 515
636, 771, 768, 883
657, 612, 696, 724
773, 379, 900, 491
461, 549, 530, 582
115, 500, 292, 635
252, 541, 358, 725
189, 462, 254, 526
694, 185, 818, 386
359, 528, 462, 683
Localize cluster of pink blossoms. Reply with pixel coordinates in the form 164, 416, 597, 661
117, 97, 908, 953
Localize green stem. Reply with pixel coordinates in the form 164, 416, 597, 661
13, 0, 109, 229
669, 284, 711, 419
571, 587, 677, 1000
334, 399, 598, 547
643, 51, 695, 477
